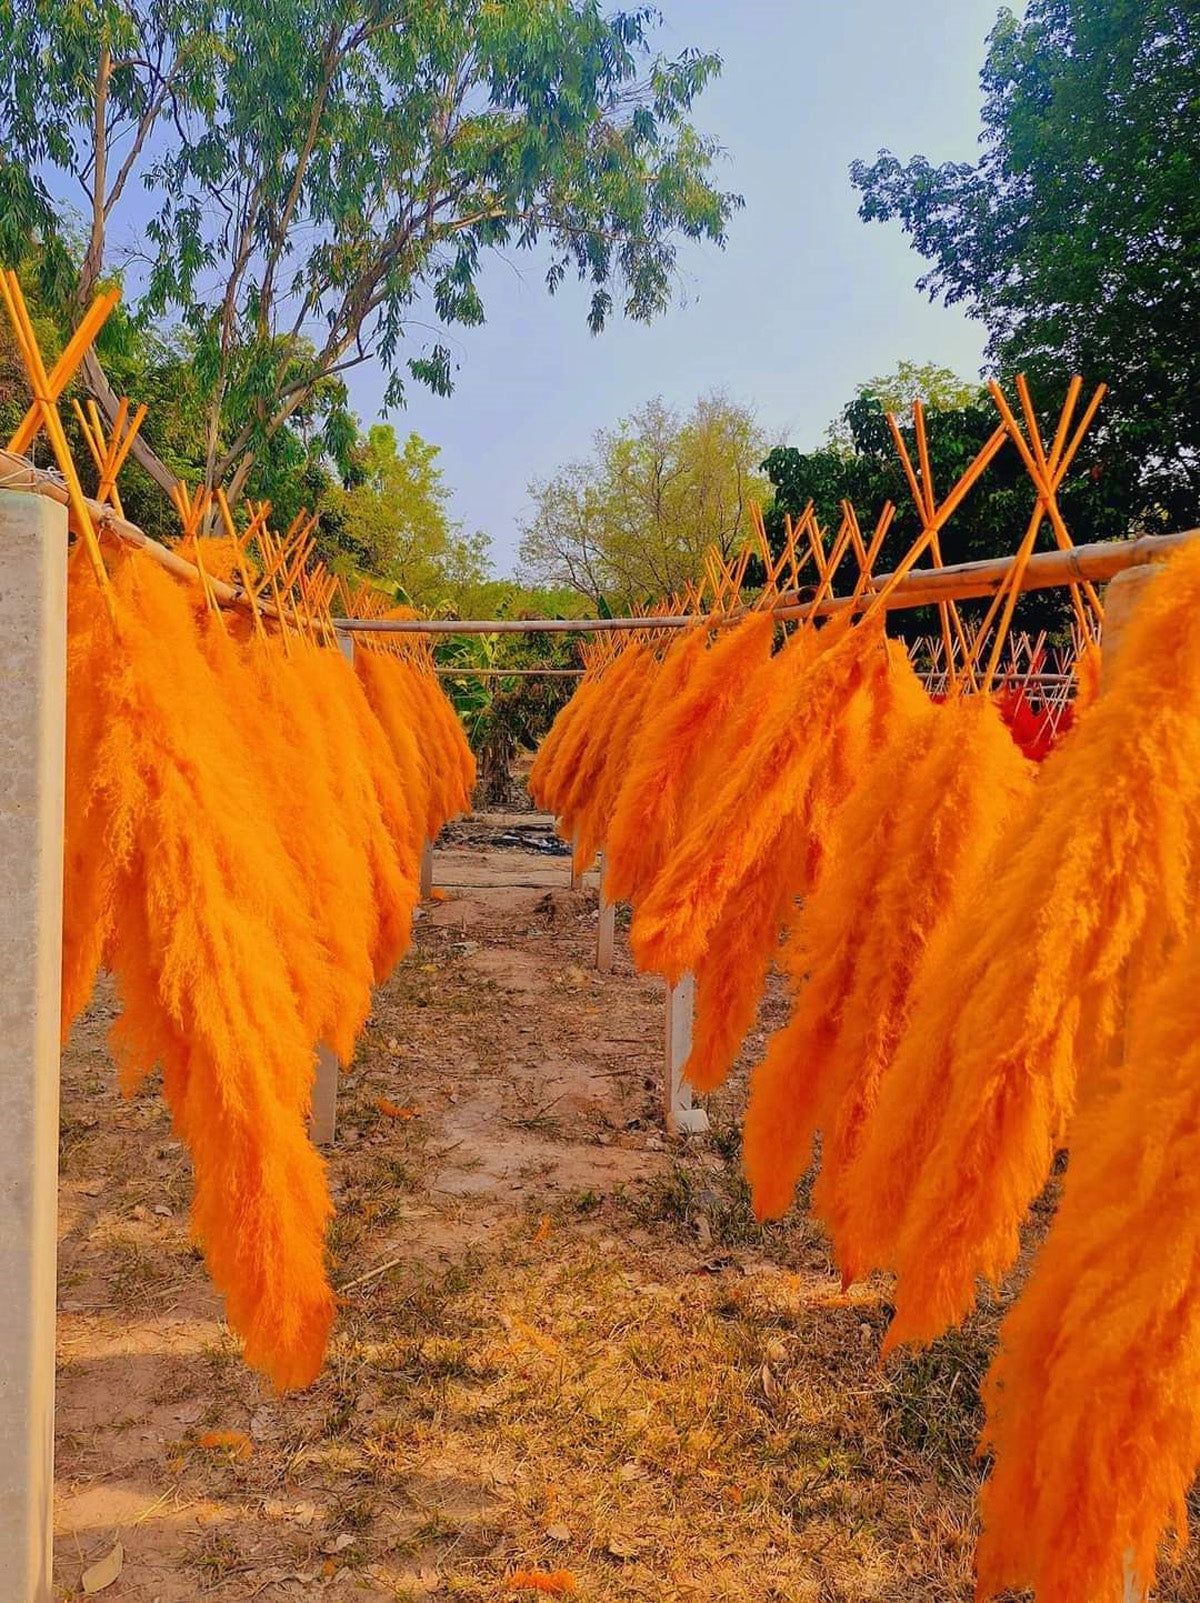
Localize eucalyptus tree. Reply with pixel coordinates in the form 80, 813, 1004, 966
0, 0, 738, 504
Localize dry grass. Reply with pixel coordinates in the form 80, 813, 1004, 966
53, 828, 1199, 1601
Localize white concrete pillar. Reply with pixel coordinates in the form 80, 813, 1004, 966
664, 974, 709, 1136
310, 1043, 339, 1149
595, 849, 615, 972
0, 489, 68, 1603
420, 840, 434, 901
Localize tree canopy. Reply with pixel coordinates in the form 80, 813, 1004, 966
1, 0, 739, 506
762, 363, 1135, 638
850, 0, 1199, 529
319, 424, 490, 606
519, 392, 769, 606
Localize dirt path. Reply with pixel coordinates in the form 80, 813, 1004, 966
54, 822, 1199, 1601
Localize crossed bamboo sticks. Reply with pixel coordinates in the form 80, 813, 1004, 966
2, 270, 1113, 691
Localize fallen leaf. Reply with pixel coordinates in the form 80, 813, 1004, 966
608, 1537, 640, 1560
198, 1429, 253, 1461
544, 1523, 571, 1544
533, 1215, 551, 1243
81, 1543, 124, 1594
77, 1178, 104, 1198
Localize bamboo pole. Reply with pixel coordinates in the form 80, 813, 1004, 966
434, 667, 585, 677
1, 442, 1194, 633
330, 530, 1196, 634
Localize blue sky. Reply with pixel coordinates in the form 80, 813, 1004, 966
372, 0, 1007, 574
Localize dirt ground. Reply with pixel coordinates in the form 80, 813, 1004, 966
55, 819, 1199, 1602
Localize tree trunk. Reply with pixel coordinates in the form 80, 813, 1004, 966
79, 349, 179, 496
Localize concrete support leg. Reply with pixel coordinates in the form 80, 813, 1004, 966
310, 1043, 339, 1148
0, 489, 68, 1603
420, 840, 434, 901
664, 974, 709, 1136
595, 850, 615, 973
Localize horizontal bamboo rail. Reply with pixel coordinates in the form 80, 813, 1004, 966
4, 443, 1192, 635
434, 666, 584, 677
333, 529, 1195, 634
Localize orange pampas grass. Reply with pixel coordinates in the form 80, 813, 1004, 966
854, 540, 1200, 1351
507, 1570, 578, 1595
975, 931, 1200, 1603
534, 648, 636, 823
632, 619, 894, 1093
631, 615, 884, 986
528, 665, 594, 807
750, 688, 1034, 1240
741, 655, 937, 1215
61, 546, 121, 1032
608, 615, 775, 909
570, 641, 661, 872
69, 545, 334, 1387
555, 642, 652, 858
189, 611, 380, 1066
683, 631, 915, 1096
291, 641, 418, 1004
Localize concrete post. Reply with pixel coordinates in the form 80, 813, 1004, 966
310, 1043, 339, 1149
663, 974, 709, 1136
420, 840, 434, 901
0, 489, 68, 1603
595, 849, 615, 972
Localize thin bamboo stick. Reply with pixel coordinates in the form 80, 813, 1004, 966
334, 530, 1196, 633
1, 441, 1194, 633
434, 667, 585, 677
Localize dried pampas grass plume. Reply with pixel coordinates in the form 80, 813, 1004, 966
975, 930, 1200, 1603
610, 615, 776, 910
70, 545, 335, 1388
856, 540, 1200, 1351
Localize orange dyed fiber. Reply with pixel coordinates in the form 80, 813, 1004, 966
679, 624, 892, 1094
607, 615, 775, 909
531, 652, 623, 819
975, 931, 1200, 1603
631, 614, 885, 987
291, 640, 419, 1000
747, 686, 1035, 1243
741, 654, 937, 1216
553, 642, 652, 857
569, 642, 663, 872
507, 1570, 578, 1595
64, 544, 334, 1388
853, 539, 1200, 1352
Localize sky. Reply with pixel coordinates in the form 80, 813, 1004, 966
370, 0, 1006, 576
